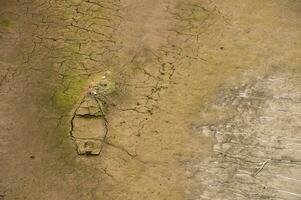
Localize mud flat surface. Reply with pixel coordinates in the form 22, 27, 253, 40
0, 0, 301, 199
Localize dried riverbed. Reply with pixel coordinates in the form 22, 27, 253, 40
0, 0, 301, 199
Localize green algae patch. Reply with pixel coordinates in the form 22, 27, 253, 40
0, 19, 11, 28
53, 76, 89, 113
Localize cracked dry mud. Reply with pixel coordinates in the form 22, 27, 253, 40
0, 0, 301, 200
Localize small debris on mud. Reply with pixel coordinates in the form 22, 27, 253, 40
88, 71, 115, 102
75, 139, 103, 155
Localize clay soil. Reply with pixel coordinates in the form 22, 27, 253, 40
0, 0, 301, 199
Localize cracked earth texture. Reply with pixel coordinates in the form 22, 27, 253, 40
0, 0, 301, 199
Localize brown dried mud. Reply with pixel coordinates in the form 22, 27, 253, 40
0, 0, 301, 199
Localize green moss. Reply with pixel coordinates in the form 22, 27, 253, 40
0, 19, 11, 27
54, 76, 89, 113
